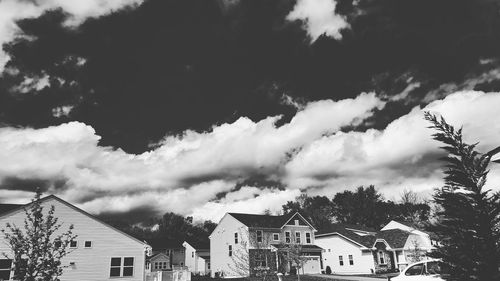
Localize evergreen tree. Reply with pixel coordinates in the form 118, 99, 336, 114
1, 190, 77, 281
425, 112, 500, 280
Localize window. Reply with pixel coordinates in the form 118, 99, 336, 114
54, 240, 62, 248
192, 252, 194, 258
70, 240, 78, 248
273, 233, 280, 241
295, 232, 301, 244
405, 263, 425, 276
110, 257, 134, 277
180, 262, 184, 266
378, 251, 386, 265
154, 261, 168, 270
294, 219, 299, 226
255, 253, 267, 267
348, 255, 354, 265
338, 256, 344, 266
0, 259, 12, 280
328, 249, 331, 252
123, 257, 134, 276
305, 232, 311, 244
208, 262, 211, 270
84, 241, 92, 248
110, 257, 121, 277
228, 245, 232, 257
256, 230, 263, 243
285, 232, 291, 243
235, 232, 239, 244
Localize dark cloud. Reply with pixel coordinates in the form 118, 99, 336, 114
2, 0, 500, 154
0, 176, 68, 193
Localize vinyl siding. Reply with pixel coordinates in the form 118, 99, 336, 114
0, 198, 146, 281
209, 215, 248, 278
315, 235, 374, 275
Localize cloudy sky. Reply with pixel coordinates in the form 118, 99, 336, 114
1, 0, 500, 223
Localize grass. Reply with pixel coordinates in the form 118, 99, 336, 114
192, 275, 350, 281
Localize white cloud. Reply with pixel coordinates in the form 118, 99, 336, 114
0, 93, 383, 220
3, 91, 498, 221
286, 0, 349, 42
285, 91, 500, 200
0, 0, 143, 73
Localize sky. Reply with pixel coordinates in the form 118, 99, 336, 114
1, 0, 500, 223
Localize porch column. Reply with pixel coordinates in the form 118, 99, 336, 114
392, 251, 398, 271
276, 251, 279, 272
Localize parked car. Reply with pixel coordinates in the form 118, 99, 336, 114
390, 259, 449, 281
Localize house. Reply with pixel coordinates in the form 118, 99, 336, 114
0, 195, 149, 281
183, 240, 210, 275
315, 220, 434, 275
148, 253, 171, 272
146, 238, 186, 268
209, 212, 322, 278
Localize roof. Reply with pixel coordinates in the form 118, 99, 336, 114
271, 244, 323, 252
228, 212, 295, 228
0, 204, 23, 216
0, 195, 147, 246
316, 224, 375, 248
198, 252, 210, 259
147, 238, 184, 250
375, 229, 411, 249
184, 239, 210, 250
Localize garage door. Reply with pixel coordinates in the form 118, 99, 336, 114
301, 257, 320, 274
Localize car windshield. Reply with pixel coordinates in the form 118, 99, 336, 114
405, 263, 425, 276
427, 261, 451, 276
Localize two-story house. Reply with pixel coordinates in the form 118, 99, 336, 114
209, 212, 322, 278
0, 195, 149, 281
183, 240, 210, 275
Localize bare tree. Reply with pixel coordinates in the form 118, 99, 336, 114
400, 189, 420, 205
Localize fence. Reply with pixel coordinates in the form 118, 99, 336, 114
146, 269, 191, 281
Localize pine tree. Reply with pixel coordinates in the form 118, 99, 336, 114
1, 190, 77, 281
425, 112, 500, 281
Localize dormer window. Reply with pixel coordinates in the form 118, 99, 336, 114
294, 219, 299, 226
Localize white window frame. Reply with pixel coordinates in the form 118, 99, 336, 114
273, 233, 280, 241
339, 255, 344, 266
378, 251, 386, 265
305, 232, 311, 244
295, 231, 301, 244
256, 230, 263, 243
294, 219, 299, 226
110, 257, 134, 277
285, 231, 291, 243
0, 259, 12, 281
348, 255, 354, 265
84, 240, 92, 248
234, 232, 239, 244
69, 240, 78, 249
228, 245, 232, 257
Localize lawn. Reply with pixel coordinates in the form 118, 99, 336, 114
192, 275, 350, 281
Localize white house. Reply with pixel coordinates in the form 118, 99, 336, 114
183, 240, 210, 275
209, 212, 322, 278
315, 220, 435, 275
0, 195, 149, 281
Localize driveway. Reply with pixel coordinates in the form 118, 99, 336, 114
308, 274, 386, 281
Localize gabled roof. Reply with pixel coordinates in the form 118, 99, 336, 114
183, 239, 210, 251
228, 212, 294, 228
375, 229, 411, 249
147, 238, 184, 250
316, 224, 375, 248
0, 195, 148, 246
0, 204, 22, 216
227, 212, 316, 230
